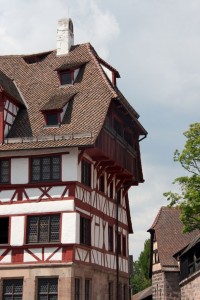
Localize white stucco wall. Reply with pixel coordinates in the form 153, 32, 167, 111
10, 216, 25, 246
101, 64, 113, 82
61, 212, 79, 243
62, 149, 78, 181
11, 158, 29, 184
0, 199, 74, 216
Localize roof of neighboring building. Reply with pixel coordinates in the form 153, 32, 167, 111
180, 233, 200, 257
148, 206, 199, 267
0, 43, 147, 151
132, 286, 152, 300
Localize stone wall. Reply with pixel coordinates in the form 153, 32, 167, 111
0, 263, 129, 300
152, 271, 181, 300
180, 270, 200, 300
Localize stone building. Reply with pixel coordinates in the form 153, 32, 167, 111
178, 234, 200, 299
0, 18, 147, 299
148, 207, 199, 300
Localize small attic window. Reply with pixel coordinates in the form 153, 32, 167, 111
46, 112, 59, 126
23, 52, 51, 64
43, 111, 60, 127
60, 70, 74, 85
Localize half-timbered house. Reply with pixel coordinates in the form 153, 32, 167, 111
0, 18, 147, 300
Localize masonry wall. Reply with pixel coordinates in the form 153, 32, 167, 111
152, 271, 181, 300
180, 270, 200, 300
0, 263, 129, 300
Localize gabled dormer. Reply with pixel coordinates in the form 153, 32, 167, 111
56, 62, 86, 86
0, 71, 27, 144
41, 93, 76, 127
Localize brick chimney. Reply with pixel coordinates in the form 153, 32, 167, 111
57, 18, 74, 56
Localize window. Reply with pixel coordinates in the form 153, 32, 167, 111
109, 181, 113, 199
116, 190, 121, 204
153, 250, 159, 264
99, 174, 105, 193
27, 215, 60, 244
38, 278, 58, 300
85, 279, 91, 300
108, 226, 113, 252
113, 118, 122, 136
108, 282, 113, 300
0, 159, 9, 184
46, 113, 59, 126
75, 278, 81, 300
124, 130, 133, 147
3, 279, 23, 300
122, 236, 126, 257
123, 284, 128, 300
81, 160, 91, 187
0, 217, 9, 244
117, 233, 121, 254
31, 156, 61, 182
60, 70, 74, 85
80, 216, 91, 246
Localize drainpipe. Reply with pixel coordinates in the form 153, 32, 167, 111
116, 183, 132, 300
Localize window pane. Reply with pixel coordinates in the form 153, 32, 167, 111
27, 217, 38, 243
0, 160, 9, 183
27, 215, 60, 244
47, 114, 58, 126
31, 156, 60, 182
60, 71, 72, 85
38, 278, 58, 300
3, 279, 23, 300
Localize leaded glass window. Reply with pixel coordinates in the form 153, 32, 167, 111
0, 159, 9, 184
3, 279, 23, 300
31, 156, 60, 182
38, 278, 58, 300
27, 215, 60, 244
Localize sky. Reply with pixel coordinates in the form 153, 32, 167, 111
0, 0, 200, 259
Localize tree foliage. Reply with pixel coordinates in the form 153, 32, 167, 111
164, 123, 200, 232
131, 239, 151, 294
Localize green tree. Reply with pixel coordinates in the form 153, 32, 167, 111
131, 239, 151, 294
164, 123, 200, 232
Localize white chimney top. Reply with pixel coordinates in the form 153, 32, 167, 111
57, 18, 74, 56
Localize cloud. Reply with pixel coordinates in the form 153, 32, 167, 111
71, 0, 120, 58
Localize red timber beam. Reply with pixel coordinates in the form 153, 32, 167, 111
0, 89, 4, 144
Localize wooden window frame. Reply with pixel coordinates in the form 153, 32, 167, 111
59, 70, 74, 85
3, 278, 23, 300
26, 214, 60, 244
37, 277, 58, 300
0, 217, 9, 245
108, 225, 114, 252
75, 278, 81, 300
108, 281, 113, 300
85, 279, 91, 300
30, 155, 61, 182
99, 174, 105, 193
0, 159, 10, 184
122, 235, 127, 257
80, 216, 91, 246
81, 160, 91, 187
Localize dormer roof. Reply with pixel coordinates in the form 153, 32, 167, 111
0, 70, 25, 106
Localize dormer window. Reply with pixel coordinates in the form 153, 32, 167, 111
46, 112, 59, 126
60, 70, 74, 85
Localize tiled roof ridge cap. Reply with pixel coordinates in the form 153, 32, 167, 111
86, 43, 118, 99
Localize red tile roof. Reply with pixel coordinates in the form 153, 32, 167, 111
148, 206, 199, 267
0, 43, 147, 151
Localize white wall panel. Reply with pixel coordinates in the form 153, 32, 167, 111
11, 158, 29, 184
61, 212, 79, 244
62, 149, 78, 181
10, 216, 25, 246
0, 199, 74, 216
